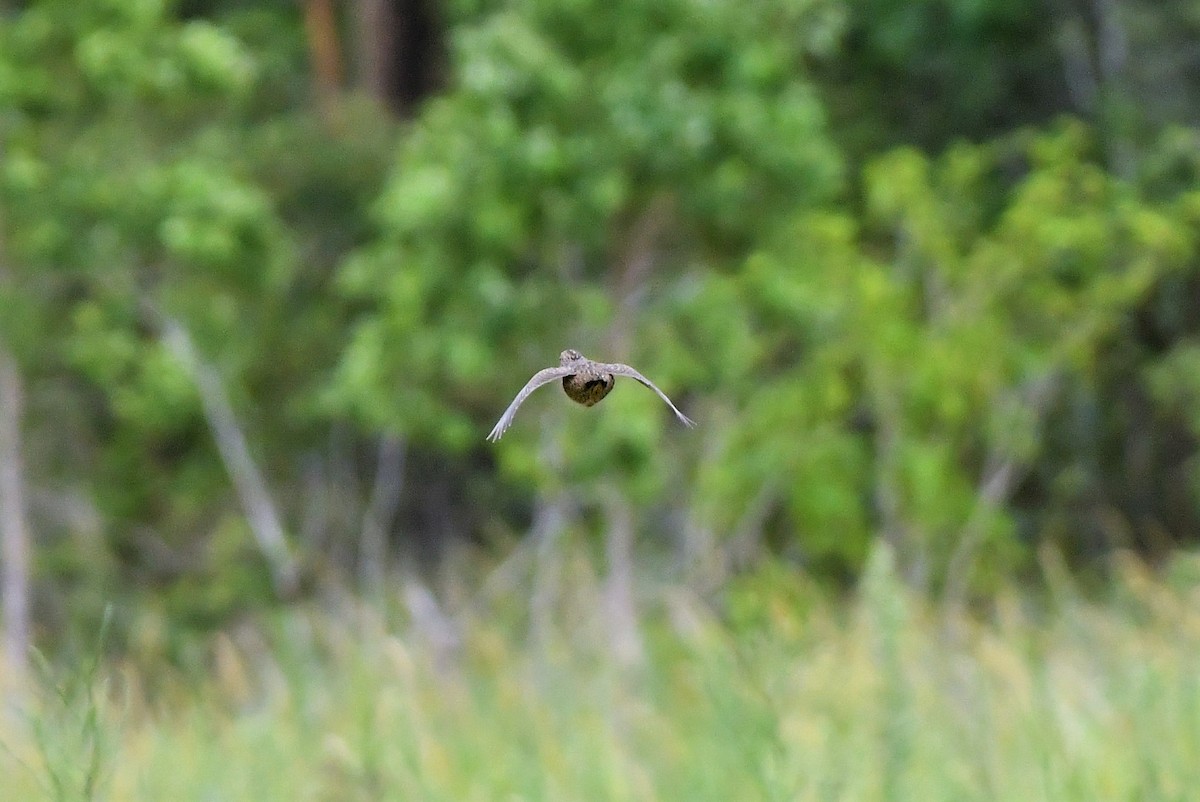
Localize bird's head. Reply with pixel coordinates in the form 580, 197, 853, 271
560, 349, 584, 365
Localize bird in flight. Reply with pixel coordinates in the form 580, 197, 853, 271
486, 349, 695, 441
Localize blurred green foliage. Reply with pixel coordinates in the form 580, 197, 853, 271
3, 0, 1200, 640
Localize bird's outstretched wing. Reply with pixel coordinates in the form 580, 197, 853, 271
602, 363, 696, 428
486, 366, 576, 441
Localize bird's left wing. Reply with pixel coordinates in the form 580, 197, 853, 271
486, 366, 576, 441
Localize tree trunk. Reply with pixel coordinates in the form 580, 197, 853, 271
354, 0, 396, 104
0, 344, 30, 688
303, 0, 344, 115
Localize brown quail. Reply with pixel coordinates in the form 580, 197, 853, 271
486, 349, 695, 441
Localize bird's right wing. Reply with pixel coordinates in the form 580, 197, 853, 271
486, 366, 575, 441
603, 363, 696, 428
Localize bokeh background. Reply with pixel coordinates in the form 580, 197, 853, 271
3, 0, 1200, 799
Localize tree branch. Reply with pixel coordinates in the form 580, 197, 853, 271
943, 374, 1060, 613
160, 318, 299, 597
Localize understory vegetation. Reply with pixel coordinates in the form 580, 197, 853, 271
5, 545, 1200, 801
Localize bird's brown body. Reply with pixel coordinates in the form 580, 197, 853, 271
561, 364, 615, 406
486, 349, 694, 441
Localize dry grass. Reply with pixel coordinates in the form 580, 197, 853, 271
3, 546, 1200, 801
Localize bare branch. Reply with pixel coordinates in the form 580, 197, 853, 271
868, 362, 921, 587
160, 318, 299, 597
358, 433, 406, 591
529, 489, 572, 649
402, 576, 461, 669
944, 374, 1061, 613
0, 343, 30, 690
603, 490, 643, 668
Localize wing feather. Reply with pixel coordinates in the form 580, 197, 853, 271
486, 366, 575, 441
601, 362, 695, 428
